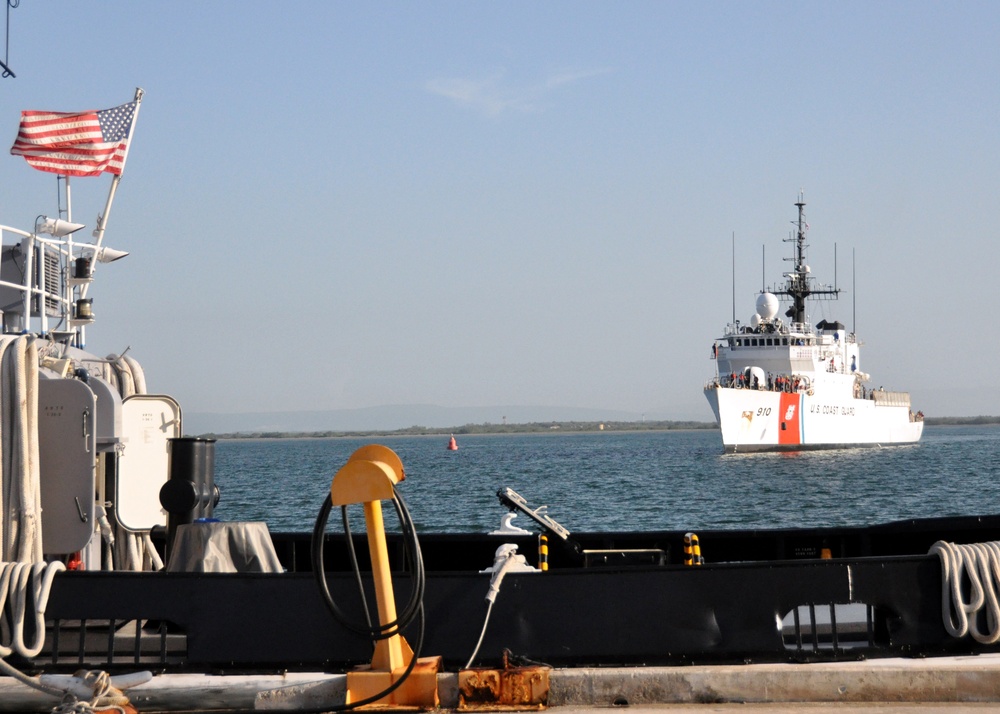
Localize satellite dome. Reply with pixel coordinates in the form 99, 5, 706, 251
756, 292, 779, 320
750, 313, 761, 328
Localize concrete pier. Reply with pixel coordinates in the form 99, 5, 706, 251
3, 654, 1000, 711
543, 655, 1000, 707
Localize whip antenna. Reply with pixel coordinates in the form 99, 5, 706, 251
731, 232, 736, 324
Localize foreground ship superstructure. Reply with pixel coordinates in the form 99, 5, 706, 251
704, 198, 923, 452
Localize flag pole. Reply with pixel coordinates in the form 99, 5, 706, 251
82, 87, 143, 299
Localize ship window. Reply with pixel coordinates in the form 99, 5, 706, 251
752, 338, 758, 346
766, 338, 773, 346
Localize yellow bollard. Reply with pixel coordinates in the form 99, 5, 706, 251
684, 532, 704, 566
538, 533, 549, 572
328, 444, 441, 709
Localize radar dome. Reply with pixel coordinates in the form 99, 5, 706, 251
756, 292, 779, 320
750, 313, 761, 328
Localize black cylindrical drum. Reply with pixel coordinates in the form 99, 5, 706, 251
160, 437, 219, 561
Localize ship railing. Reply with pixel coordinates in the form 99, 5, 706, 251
871, 390, 911, 407
0, 223, 75, 335
0, 225, 33, 310
41, 617, 186, 670
722, 321, 819, 338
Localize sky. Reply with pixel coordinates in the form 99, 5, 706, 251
2, 2, 998, 428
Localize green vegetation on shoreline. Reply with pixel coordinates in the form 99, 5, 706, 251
195, 415, 1000, 440
925, 416, 1000, 426
197, 419, 716, 440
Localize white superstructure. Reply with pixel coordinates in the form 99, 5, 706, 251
704, 198, 923, 453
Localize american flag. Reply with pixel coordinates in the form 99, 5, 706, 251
10, 101, 137, 177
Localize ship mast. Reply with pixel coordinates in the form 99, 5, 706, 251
780, 196, 839, 326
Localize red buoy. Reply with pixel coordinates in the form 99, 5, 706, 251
447, 435, 458, 451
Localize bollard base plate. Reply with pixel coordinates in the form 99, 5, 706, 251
345, 655, 442, 710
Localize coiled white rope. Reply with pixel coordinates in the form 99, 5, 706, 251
0, 559, 142, 713
0, 562, 78, 712
0, 560, 66, 658
114, 530, 163, 572
103, 351, 145, 399
119, 354, 146, 396
0, 335, 43, 563
929, 540, 1000, 644
46, 669, 134, 714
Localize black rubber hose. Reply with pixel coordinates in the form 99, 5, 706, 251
308, 488, 428, 712
313, 493, 425, 638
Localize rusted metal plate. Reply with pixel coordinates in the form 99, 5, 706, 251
457, 665, 549, 711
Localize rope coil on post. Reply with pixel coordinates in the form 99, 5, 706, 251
929, 540, 1000, 644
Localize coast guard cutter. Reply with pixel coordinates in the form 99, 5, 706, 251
704, 198, 924, 452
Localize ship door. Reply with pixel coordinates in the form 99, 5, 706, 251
778, 392, 802, 446
38, 378, 97, 554
116, 395, 181, 531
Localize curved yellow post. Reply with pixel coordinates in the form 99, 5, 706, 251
330, 458, 398, 506
327, 445, 440, 708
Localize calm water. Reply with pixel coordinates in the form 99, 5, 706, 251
212, 425, 1000, 535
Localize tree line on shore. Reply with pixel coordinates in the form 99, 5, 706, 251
195, 415, 1000, 440
196, 419, 716, 440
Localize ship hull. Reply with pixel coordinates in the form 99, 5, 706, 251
705, 386, 923, 453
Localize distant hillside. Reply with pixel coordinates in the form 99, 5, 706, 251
184, 404, 706, 436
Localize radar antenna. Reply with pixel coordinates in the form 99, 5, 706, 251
778, 194, 839, 325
